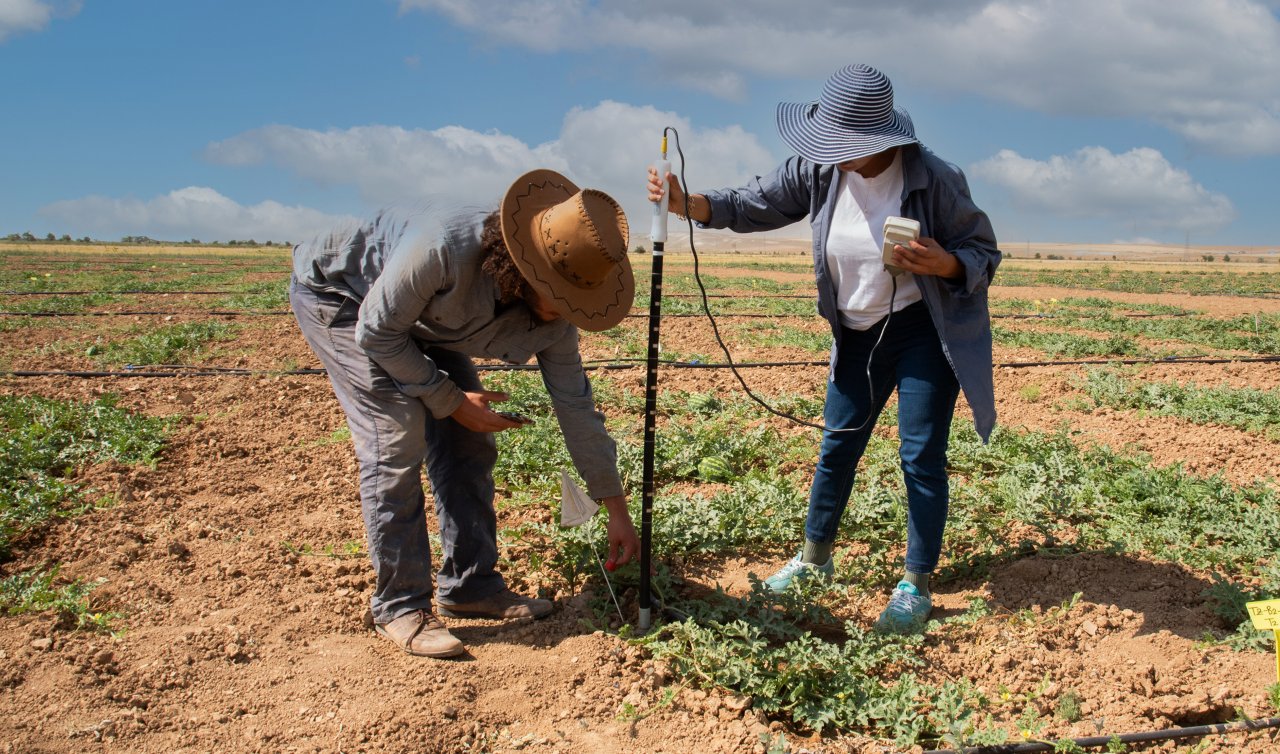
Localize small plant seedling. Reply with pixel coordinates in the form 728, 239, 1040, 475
1055, 690, 1083, 722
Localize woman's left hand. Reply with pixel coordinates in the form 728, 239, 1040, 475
891, 237, 963, 280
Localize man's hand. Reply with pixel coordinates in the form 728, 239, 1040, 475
890, 236, 963, 280
597, 495, 639, 570
449, 390, 526, 432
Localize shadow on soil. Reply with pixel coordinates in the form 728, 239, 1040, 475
947, 550, 1231, 641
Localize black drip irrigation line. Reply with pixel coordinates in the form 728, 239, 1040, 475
928, 715, 1280, 754
1, 289, 238, 296
0, 310, 841, 320
1, 368, 328, 378
0, 309, 791, 320
0, 308, 1214, 321
992, 311, 1196, 319
625, 312, 797, 318
5, 354, 1280, 380
0, 307, 290, 316
998, 355, 1280, 368
0, 362, 818, 379
635, 311, 1203, 321
12, 288, 1280, 303
6, 289, 810, 298
662, 292, 814, 299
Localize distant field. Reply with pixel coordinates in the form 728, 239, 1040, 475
5, 238, 1274, 266
0, 241, 292, 259
648, 231, 1280, 263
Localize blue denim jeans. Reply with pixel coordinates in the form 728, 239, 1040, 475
805, 301, 960, 574
290, 281, 505, 623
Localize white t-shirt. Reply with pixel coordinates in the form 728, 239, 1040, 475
824, 150, 921, 330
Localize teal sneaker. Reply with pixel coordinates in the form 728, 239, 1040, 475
873, 580, 932, 634
763, 553, 834, 593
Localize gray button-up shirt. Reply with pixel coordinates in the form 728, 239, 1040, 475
700, 144, 1001, 440
293, 208, 624, 498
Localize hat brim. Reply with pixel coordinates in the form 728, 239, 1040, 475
776, 101, 917, 164
500, 169, 634, 332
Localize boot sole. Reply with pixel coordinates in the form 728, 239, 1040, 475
436, 605, 551, 620
374, 624, 467, 658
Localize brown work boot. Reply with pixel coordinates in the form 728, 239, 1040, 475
436, 588, 553, 620
373, 609, 465, 658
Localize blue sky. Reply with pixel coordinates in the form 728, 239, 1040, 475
2, 0, 1278, 247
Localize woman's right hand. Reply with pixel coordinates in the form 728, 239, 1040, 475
646, 166, 684, 209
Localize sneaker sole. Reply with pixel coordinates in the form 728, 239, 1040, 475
873, 611, 930, 635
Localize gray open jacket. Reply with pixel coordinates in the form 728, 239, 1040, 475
699, 144, 1001, 440
292, 208, 624, 498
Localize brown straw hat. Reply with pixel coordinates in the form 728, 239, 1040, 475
500, 169, 634, 331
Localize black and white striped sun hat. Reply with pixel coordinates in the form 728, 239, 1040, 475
776, 64, 917, 164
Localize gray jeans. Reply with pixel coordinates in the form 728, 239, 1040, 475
290, 280, 505, 623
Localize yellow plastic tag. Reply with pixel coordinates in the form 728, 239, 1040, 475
1247, 599, 1280, 630
1246, 599, 1280, 682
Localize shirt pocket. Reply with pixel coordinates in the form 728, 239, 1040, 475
419, 289, 488, 332
483, 325, 537, 364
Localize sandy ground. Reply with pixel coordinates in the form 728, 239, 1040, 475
1, 256, 1278, 753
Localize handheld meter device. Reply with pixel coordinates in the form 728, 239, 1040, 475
882, 216, 920, 276
651, 137, 670, 244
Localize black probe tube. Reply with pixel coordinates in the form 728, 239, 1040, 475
638, 245, 664, 621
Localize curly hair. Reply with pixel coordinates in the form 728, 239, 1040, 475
479, 211, 532, 305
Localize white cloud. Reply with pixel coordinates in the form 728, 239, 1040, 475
0, 0, 79, 41
970, 146, 1236, 235
205, 124, 563, 212
204, 101, 775, 240
34, 102, 773, 243
39, 187, 356, 243
399, 0, 1280, 155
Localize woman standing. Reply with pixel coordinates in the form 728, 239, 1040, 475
648, 64, 999, 633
